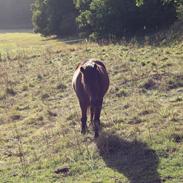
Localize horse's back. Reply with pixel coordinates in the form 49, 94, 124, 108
72, 59, 109, 97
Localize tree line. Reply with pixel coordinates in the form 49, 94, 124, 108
32, 0, 182, 38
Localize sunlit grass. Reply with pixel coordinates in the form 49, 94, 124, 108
0, 32, 183, 183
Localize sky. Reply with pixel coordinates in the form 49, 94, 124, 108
0, 0, 33, 29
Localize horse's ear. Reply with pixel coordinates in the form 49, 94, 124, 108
80, 67, 85, 73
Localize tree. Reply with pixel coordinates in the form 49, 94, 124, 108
76, 0, 177, 39
32, 0, 178, 38
136, 0, 183, 6
32, 0, 77, 36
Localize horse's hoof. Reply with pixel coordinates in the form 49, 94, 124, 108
94, 132, 99, 138
81, 128, 87, 135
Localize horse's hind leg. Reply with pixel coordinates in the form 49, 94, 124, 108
93, 99, 103, 138
80, 101, 88, 134
90, 106, 94, 127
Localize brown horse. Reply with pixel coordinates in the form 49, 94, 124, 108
72, 59, 109, 138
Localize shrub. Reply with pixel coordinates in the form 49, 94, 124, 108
32, 0, 77, 36
76, 0, 177, 38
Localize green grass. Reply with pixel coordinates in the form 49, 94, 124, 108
0, 32, 183, 183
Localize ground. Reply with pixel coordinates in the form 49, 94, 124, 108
0, 32, 183, 183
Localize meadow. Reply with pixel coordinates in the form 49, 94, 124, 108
0, 31, 183, 183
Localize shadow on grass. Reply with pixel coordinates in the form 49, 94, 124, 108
96, 132, 161, 183
42, 36, 84, 44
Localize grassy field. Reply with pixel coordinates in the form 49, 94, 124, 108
0, 32, 183, 183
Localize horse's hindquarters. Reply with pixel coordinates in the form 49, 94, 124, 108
72, 59, 109, 138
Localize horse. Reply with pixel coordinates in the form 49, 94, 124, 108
72, 59, 109, 138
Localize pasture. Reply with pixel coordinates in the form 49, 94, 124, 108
0, 33, 183, 183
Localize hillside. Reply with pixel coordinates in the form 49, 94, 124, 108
0, 32, 183, 183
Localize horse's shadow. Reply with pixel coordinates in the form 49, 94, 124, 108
96, 132, 161, 183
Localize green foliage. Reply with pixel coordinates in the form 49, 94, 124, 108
76, 0, 177, 39
32, 0, 178, 38
136, 0, 144, 6
137, 0, 183, 17
32, 0, 48, 35
137, 0, 183, 5
32, 0, 77, 36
